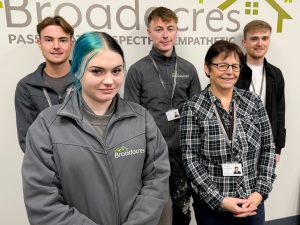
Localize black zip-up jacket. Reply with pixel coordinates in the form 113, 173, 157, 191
14, 62, 74, 152
124, 47, 201, 156
236, 57, 286, 154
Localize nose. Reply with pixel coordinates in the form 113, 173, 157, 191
257, 38, 262, 46
103, 73, 114, 85
225, 65, 234, 73
162, 29, 168, 38
53, 40, 60, 49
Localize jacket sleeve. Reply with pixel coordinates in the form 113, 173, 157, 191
187, 66, 201, 99
275, 70, 286, 154
123, 111, 170, 225
254, 99, 276, 198
22, 116, 99, 225
180, 101, 223, 210
15, 81, 39, 152
124, 66, 142, 104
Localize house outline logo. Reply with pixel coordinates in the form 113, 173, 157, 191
197, 0, 293, 33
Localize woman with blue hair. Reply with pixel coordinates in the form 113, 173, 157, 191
22, 31, 170, 225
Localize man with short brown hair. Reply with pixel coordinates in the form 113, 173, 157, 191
15, 16, 74, 152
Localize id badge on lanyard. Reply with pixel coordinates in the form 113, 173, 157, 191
212, 101, 243, 177
150, 54, 179, 121
221, 163, 243, 176
166, 109, 180, 121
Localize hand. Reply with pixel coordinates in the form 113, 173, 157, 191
244, 192, 263, 208
275, 154, 280, 164
222, 197, 257, 217
233, 204, 257, 218
235, 192, 263, 218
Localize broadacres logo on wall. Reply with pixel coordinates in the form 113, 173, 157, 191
211, 0, 293, 32
1, 0, 293, 45
114, 146, 145, 159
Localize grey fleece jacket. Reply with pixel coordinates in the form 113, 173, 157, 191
22, 93, 170, 225
15, 62, 74, 152
124, 47, 201, 156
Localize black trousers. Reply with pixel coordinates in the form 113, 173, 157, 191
169, 154, 192, 225
192, 192, 265, 225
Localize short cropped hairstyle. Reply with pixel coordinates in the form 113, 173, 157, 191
205, 40, 244, 77
147, 7, 178, 27
71, 31, 125, 91
243, 20, 272, 39
37, 16, 74, 38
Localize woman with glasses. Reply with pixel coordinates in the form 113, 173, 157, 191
180, 40, 276, 225
22, 31, 170, 225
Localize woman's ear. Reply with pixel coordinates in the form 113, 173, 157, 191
204, 63, 210, 78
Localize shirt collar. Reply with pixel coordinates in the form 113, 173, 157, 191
150, 46, 177, 62
207, 85, 239, 112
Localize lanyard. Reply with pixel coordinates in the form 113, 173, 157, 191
149, 54, 177, 107
251, 66, 265, 98
43, 86, 73, 107
212, 101, 237, 149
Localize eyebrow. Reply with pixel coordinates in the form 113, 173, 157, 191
155, 25, 175, 28
42, 36, 69, 39
88, 65, 123, 69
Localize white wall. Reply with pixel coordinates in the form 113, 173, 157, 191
0, 0, 299, 224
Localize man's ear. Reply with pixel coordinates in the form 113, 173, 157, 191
147, 28, 153, 41
242, 39, 246, 48
36, 37, 41, 48
70, 38, 74, 48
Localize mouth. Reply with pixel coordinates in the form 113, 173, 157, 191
254, 48, 264, 51
160, 41, 171, 45
100, 89, 114, 93
221, 77, 235, 82
50, 52, 63, 56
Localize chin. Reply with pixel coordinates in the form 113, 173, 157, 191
48, 59, 67, 65
99, 94, 115, 101
159, 46, 172, 52
252, 52, 265, 58
221, 84, 235, 89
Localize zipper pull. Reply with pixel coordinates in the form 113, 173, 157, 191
59, 95, 62, 103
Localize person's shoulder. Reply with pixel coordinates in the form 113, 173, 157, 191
177, 55, 195, 68
265, 59, 284, 77
30, 104, 61, 130
184, 89, 210, 111
17, 62, 45, 85
235, 88, 264, 112
17, 71, 36, 84
265, 59, 281, 70
176, 55, 198, 76
127, 55, 152, 77
130, 55, 152, 69
128, 101, 146, 114
236, 88, 260, 101
40, 104, 61, 119
118, 97, 146, 115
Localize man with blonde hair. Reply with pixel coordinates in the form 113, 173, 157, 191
236, 20, 286, 164
124, 6, 201, 225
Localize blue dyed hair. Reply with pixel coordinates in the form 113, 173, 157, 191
71, 31, 124, 91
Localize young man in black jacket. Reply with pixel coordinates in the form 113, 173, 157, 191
236, 20, 286, 163
15, 16, 74, 152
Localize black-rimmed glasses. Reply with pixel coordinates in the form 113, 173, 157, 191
210, 63, 243, 72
